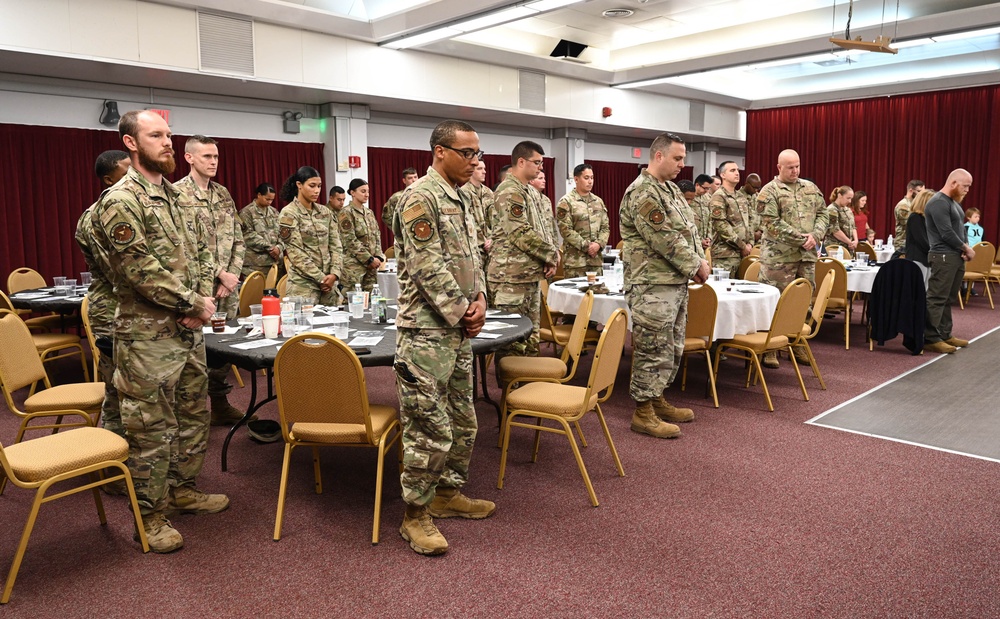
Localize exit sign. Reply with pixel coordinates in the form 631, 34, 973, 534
632, 147, 642, 158
148, 108, 171, 124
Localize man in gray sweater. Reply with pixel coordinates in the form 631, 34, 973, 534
923, 169, 975, 354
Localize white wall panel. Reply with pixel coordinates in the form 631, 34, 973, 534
70, 0, 139, 62
254, 21, 302, 82
301, 30, 348, 86
0, 0, 71, 53
138, 3, 198, 69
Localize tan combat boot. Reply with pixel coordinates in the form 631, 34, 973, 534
210, 395, 255, 426
945, 336, 969, 348
652, 395, 694, 423
630, 401, 681, 439
134, 513, 184, 553
400, 506, 448, 556
762, 351, 780, 368
170, 486, 230, 515
428, 488, 496, 519
792, 345, 811, 365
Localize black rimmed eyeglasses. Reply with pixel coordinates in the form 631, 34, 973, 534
439, 145, 484, 161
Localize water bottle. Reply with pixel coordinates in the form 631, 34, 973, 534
280, 297, 295, 337
613, 258, 624, 290
887, 234, 894, 249
835, 246, 844, 261
370, 284, 382, 324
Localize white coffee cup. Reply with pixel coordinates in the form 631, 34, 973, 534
262, 315, 279, 338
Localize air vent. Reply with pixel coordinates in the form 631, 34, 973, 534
519, 70, 546, 112
198, 11, 255, 77
603, 8, 635, 18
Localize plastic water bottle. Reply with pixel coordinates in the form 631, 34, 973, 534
370, 284, 382, 324
835, 246, 844, 261
887, 234, 894, 249
613, 258, 624, 290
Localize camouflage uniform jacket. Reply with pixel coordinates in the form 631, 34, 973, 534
278, 198, 343, 288
556, 190, 610, 270
90, 166, 212, 341
461, 181, 494, 251
75, 205, 116, 336
620, 170, 704, 285
381, 188, 407, 229
532, 189, 560, 247
488, 176, 559, 284
239, 201, 283, 270
393, 166, 485, 329
709, 187, 754, 261
894, 197, 911, 249
740, 188, 762, 237
174, 176, 245, 295
340, 203, 385, 280
691, 193, 713, 241
757, 177, 828, 264
824, 203, 857, 246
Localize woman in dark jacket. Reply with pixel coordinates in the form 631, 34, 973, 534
906, 189, 934, 287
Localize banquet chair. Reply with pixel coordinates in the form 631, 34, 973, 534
384, 246, 395, 259
0, 291, 58, 334
264, 264, 279, 289
737, 256, 759, 280
713, 278, 812, 412
498, 309, 627, 507
539, 282, 600, 354
681, 283, 719, 407
615, 240, 623, 250
791, 269, 835, 390
273, 333, 402, 545
748, 246, 761, 258
0, 299, 90, 383
5, 269, 66, 332
855, 242, 878, 262
276, 274, 288, 298
744, 261, 762, 282
80, 298, 101, 382
816, 258, 851, 349
539, 279, 563, 323
959, 242, 995, 310
0, 427, 148, 603
238, 271, 266, 317
825, 244, 852, 259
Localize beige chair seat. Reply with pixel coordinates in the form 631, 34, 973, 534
3, 427, 127, 483
31, 332, 82, 348
498, 356, 567, 382
290, 405, 398, 444
506, 383, 598, 418
725, 331, 789, 352
801, 323, 813, 337
24, 382, 105, 414
23, 314, 66, 331
826, 297, 848, 310
684, 336, 708, 351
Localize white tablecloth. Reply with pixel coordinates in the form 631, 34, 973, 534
846, 266, 879, 293
876, 248, 894, 262
546, 278, 780, 340
377, 271, 399, 301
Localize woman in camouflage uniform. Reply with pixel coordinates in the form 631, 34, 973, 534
277, 166, 342, 305
339, 178, 385, 292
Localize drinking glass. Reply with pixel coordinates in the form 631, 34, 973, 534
80, 272, 92, 286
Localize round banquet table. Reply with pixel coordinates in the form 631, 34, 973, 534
546, 277, 780, 340
876, 248, 894, 263
846, 266, 880, 294
7, 286, 87, 313
205, 305, 532, 471
376, 270, 399, 301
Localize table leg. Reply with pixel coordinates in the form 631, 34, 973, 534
473, 352, 501, 427
221, 367, 276, 472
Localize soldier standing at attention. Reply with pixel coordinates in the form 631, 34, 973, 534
381, 167, 419, 228
709, 160, 754, 279
488, 141, 560, 359
239, 182, 283, 280
894, 179, 925, 258
756, 149, 828, 368
91, 110, 225, 553
529, 170, 561, 256
175, 136, 246, 426
740, 173, 764, 243
621, 133, 710, 439
340, 178, 385, 292
461, 159, 494, 267
824, 186, 858, 253
327, 185, 346, 214
393, 119, 492, 556
557, 163, 610, 279
277, 166, 343, 305
690, 174, 714, 251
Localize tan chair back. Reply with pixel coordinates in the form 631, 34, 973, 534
817, 258, 848, 302
768, 279, 813, 344
265, 264, 279, 289
825, 244, 852, 258
615, 240, 623, 251
80, 297, 101, 379
686, 283, 717, 344
969, 242, 996, 275
276, 274, 288, 298
749, 246, 761, 257
744, 261, 762, 282
561, 291, 595, 366
806, 269, 836, 338
384, 246, 395, 259
0, 290, 16, 313
855, 242, 877, 261
0, 310, 49, 393
587, 309, 628, 402
737, 256, 759, 279
7, 268, 46, 295
274, 333, 377, 445
539, 280, 558, 340
239, 271, 266, 317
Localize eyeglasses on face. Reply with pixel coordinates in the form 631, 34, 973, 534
439, 145, 484, 160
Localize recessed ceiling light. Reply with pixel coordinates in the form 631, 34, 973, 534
603, 8, 634, 18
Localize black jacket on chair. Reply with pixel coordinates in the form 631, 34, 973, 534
867, 259, 926, 354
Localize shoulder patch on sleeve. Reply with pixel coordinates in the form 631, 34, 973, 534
556, 205, 569, 219
100, 205, 119, 226
638, 199, 660, 218
111, 222, 135, 245
411, 219, 435, 242
648, 209, 665, 225
279, 226, 291, 240
340, 216, 353, 232
279, 216, 295, 227
510, 204, 525, 218
401, 202, 427, 224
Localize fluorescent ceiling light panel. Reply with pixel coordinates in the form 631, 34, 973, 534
933, 25, 1000, 42
457, 6, 536, 32
528, 0, 582, 11
383, 27, 461, 49
891, 38, 935, 49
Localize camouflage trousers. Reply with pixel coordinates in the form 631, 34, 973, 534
489, 281, 541, 358
625, 283, 688, 402
96, 343, 123, 438
113, 331, 210, 515
395, 328, 477, 507
563, 265, 605, 280
341, 264, 378, 294
713, 256, 741, 280
759, 260, 816, 292
208, 293, 239, 397
285, 273, 341, 306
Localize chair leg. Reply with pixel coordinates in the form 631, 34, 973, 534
557, 416, 599, 507
497, 413, 515, 489
801, 342, 826, 390
231, 366, 245, 389
702, 350, 719, 407
372, 431, 395, 545
112, 462, 149, 553
680, 356, 688, 391
311, 447, 322, 494
786, 346, 810, 402
573, 421, 588, 448
986, 280, 995, 309
844, 312, 850, 350
273, 444, 294, 541
89, 472, 108, 525
751, 353, 773, 412
2, 485, 47, 604
531, 418, 544, 463
593, 404, 625, 477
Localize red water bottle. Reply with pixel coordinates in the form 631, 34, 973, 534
261, 288, 280, 320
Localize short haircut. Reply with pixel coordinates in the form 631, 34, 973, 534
95, 150, 129, 179
402, 167, 417, 177
712, 175, 722, 182
966, 207, 980, 218
499, 165, 511, 175
329, 186, 345, 197
907, 179, 925, 191
511, 140, 544, 166
573, 163, 592, 177
677, 180, 696, 193
649, 132, 683, 156
118, 110, 142, 140
185, 135, 218, 152
429, 120, 476, 149
694, 174, 713, 186
717, 161, 736, 175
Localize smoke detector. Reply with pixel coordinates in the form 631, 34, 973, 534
603, 8, 635, 18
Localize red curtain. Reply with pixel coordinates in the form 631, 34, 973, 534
0, 123, 323, 284
746, 85, 1000, 245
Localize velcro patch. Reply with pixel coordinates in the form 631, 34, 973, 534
557, 206, 569, 218
279, 226, 291, 240
340, 217, 353, 232
440, 205, 461, 215
401, 203, 426, 224
510, 204, 525, 218
412, 219, 434, 242
279, 216, 295, 226
648, 209, 665, 225
111, 222, 135, 245
100, 206, 119, 227
638, 199, 659, 218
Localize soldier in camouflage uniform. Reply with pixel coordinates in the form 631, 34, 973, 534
557, 163, 610, 280
340, 179, 385, 292
824, 186, 858, 253
75, 150, 130, 451
487, 141, 560, 360
461, 160, 494, 268
90, 110, 228, 554
620, 133, 710, 440
277, 167, 343, 305
893, 179, 925, 257
529, 171, 561, 284
327, 186, 346, 215
175, 135, 246, 426
380, 167, 419, 229
756, 149, 829, 368
393, 120, 493, 556
740, 173, 764, 244
710, 161, 755, 278
239, 182, 283, 280
690, 174, 714, 252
